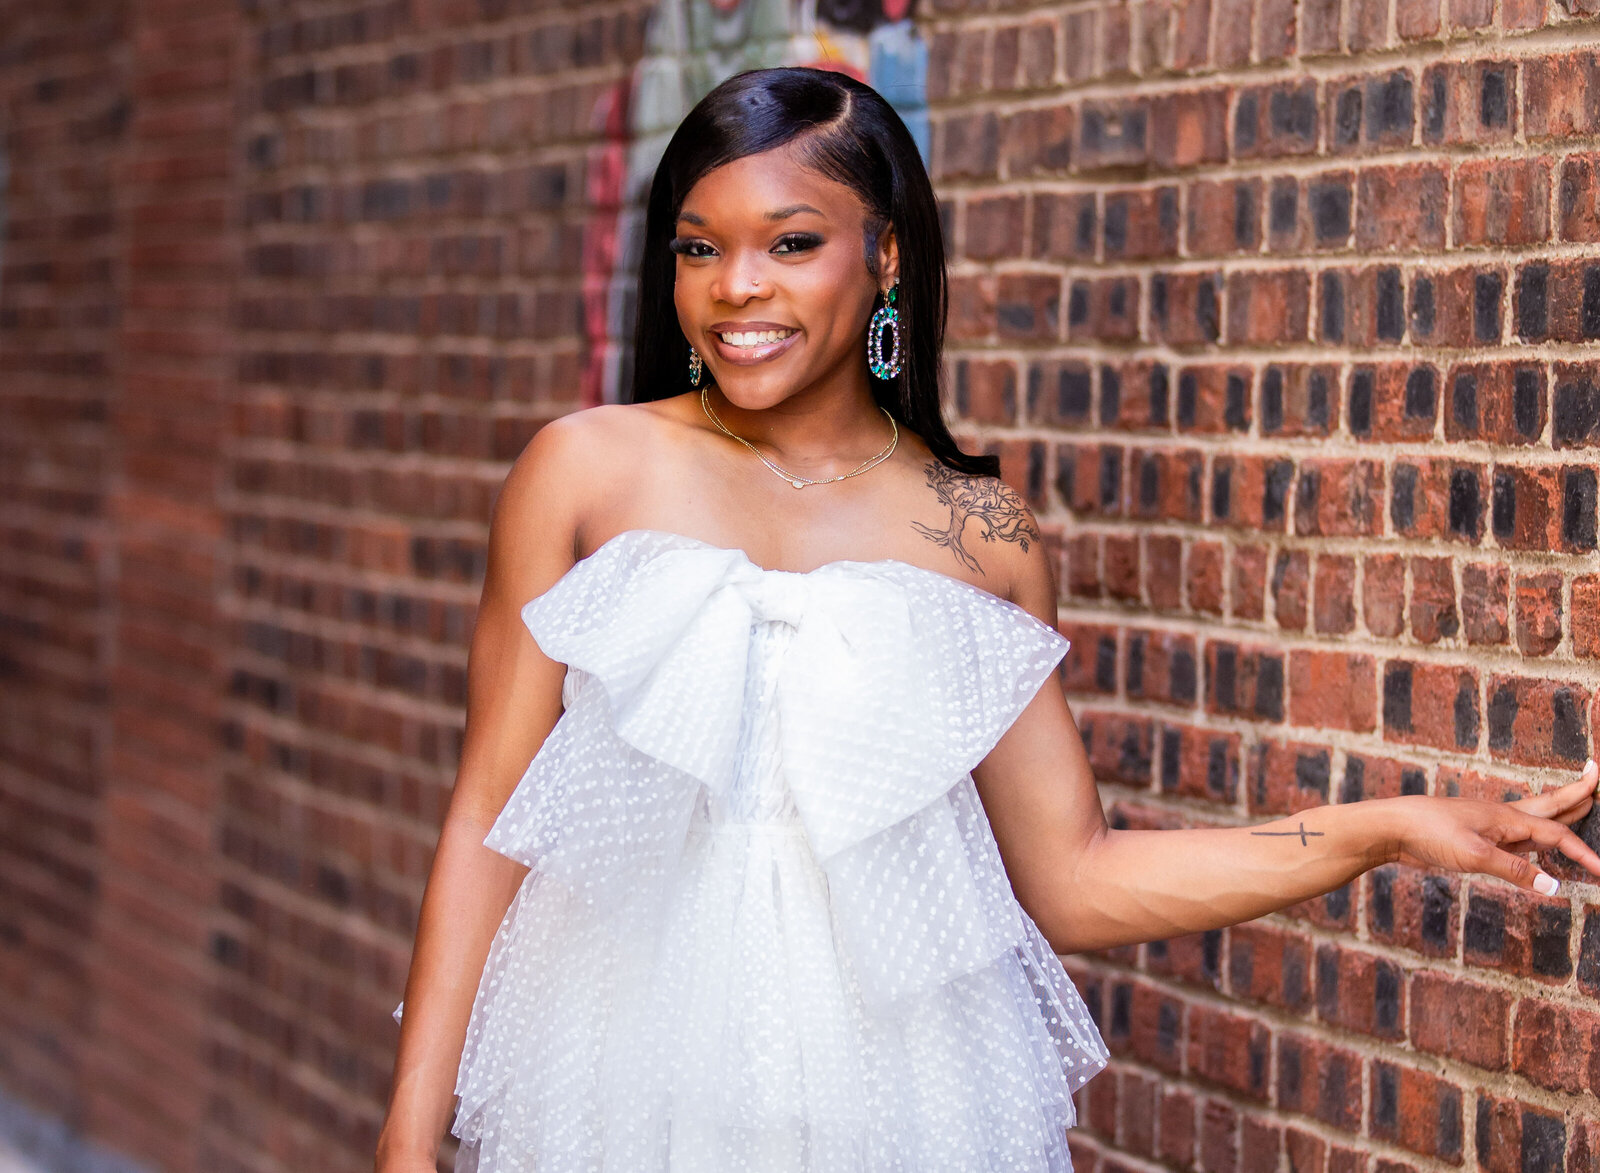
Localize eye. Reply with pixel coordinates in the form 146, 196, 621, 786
773, 233, 822, 254
668, 237, 714, 258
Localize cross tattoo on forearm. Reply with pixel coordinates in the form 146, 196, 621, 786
1249, 821, 1326, 846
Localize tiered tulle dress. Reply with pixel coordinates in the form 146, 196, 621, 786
393, 528, 1108, 1172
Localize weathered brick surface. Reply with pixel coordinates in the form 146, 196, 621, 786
4, 0, 1600, 1169
927, 0, 1600, 1166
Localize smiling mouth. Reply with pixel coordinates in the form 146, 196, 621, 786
717, 328, 798, 347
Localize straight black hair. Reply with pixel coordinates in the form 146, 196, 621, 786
626, 65, 999, 478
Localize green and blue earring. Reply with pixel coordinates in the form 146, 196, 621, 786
688, 345, 704, 388
867, 282, 904, 380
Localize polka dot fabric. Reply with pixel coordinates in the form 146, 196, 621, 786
394, 529, 1108, 1171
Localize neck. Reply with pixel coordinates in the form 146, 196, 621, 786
703, 379, 892, 474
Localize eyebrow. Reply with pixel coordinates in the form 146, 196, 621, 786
676, 203, 826, 226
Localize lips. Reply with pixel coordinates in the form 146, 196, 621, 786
709, 326, 801, 365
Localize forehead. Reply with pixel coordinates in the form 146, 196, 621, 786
676, 145, 864, 226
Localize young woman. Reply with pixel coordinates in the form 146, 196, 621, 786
375, 66, 1600, 1173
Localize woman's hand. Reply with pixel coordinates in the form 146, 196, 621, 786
1389, 759, 1600, 895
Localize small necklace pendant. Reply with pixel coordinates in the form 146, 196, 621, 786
791, 478, 804, 488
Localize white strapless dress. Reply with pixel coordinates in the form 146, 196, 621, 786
394, 528, 1108, 1172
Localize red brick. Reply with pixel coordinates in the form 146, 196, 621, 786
1315, 943, 1406, 1041
1486, 675, 1591, 766
1363, 554, 1406, 637
1060, 624, 1121, 694
1187, 177, 1261, 256
1365, 864, 1460, 958
1188, 540, 1224, 616
1065, 533, 1102, 599
1462, 881, 1575, 979
1128, 447, 1204, 522
1444, 362, 1546, 446
1453, 157, 1552, 247
1408, 971, 1509, 1069
1348, 362, 1439, 442
953, 358, 1017, 423
1515, 570, 1564, 656
1144, 534, 1184, 611
1356, 164, 1450, 252
1078, 99, 1150, 170
1276, 1033, 1364, 1131
1031, 192, 1099, 261
1293, 459, 1385, 537
1489, 464, 1564, 551
1149, 88, 1231, 170
1233, 81, 1319, 161
1382, 660, 1480, 751
1232, 545, 1268, 620
1160, 1085, 1197, 1166
1313, 554, 1355, 634
1408, 556, 1459, 644
1175, 366, 1252, 437
1424, 59, 1518, 144
1511, 999, 1600, 1095
1461, 562, 1510, 645
1368, 1061, 1463, 1161
1261, 364, 1339, 437
1081, 709, 1154, 784
1396, 0, 1442, 37
1560, 153, 1600, 242
1390, 459, 1484, 544
1151, 271, 1223, 347
1127, 627, 1197, 705
1227, 268, 1310, 345
996, 271, 1062, 341
1524, 50, 1600, 140
1289, 650, 1377, 732
964, 194, 1027, 260
1148, 928, 1228, 991
1273, 549, 1308, 630
1247, 738, 1336, 814
1228, 923, 1313, 1013
1101, 186, 1180, 261
1575, 575, 1600, 657
1206, 642, 1286, 722
1158, 722, 1240, 802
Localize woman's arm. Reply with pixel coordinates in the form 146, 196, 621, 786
976, 524, 1600, 957
374, 418, 591, 1168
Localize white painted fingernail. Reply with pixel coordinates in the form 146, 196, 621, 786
1534, 873, 1560, 897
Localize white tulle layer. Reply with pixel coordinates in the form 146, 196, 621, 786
392, 530, 1109, 1171
452, 816, 1102, 1173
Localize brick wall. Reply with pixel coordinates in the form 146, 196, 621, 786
4, 0, 1600, 1171
925, 0, 1600, 1167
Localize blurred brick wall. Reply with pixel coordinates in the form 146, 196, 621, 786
927, 0, 1600, 1166
4, 0, 1600, 1171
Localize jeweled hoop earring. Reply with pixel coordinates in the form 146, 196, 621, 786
867, 282, 904, 380
688, 345, 704, 388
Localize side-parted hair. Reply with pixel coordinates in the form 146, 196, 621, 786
627, 66, 1000, 478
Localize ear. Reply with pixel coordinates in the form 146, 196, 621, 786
877, 224, 899, 291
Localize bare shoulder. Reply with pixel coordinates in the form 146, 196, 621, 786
907, 458, 1056, 620
494, 403, 658, 571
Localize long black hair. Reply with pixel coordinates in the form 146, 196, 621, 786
626, 66, 999, 478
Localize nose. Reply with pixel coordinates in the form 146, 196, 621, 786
714, 247, 770, 304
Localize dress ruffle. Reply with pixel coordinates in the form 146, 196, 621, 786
397, 530, 1108, 1171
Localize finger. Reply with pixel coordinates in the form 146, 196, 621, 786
1465, 837, 1562, 896
1506, 814, 1600, 880
1510, 761, 1599, 819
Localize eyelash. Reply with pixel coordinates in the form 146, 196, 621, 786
668, 233, 822, 258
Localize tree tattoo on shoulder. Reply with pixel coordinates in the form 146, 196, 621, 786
911, 460, 1042, 575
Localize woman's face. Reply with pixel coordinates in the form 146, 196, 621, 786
671, 143, 898, 409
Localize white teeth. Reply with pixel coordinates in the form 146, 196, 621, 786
720, 329, 795, 347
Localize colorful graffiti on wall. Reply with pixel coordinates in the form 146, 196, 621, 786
579, 0, 930, 406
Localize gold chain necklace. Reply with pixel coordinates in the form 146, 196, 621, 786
700, 385, 899, 489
